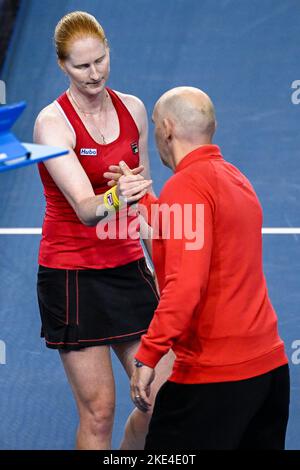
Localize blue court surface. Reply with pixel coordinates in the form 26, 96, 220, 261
0, 0, 299, 449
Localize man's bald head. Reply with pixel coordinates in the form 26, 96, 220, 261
154, 86, 216, 144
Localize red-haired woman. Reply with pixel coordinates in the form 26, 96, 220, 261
34, 11, 174, 450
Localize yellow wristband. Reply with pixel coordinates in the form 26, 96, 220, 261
103, 186, 120, 211
111, 186, 120, 208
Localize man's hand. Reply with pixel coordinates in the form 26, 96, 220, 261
131, 364, 155, 413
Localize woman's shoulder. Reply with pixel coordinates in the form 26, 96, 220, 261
113, 90, 147, 130
114, 90, 144, 107
34, 100, 75, 147
35, 101, 63, 127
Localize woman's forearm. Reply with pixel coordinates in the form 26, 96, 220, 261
76, 194, 110, 226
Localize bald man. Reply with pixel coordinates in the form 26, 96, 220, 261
125, 87, 289, 450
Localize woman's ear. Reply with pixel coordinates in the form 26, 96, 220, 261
58, 59, 66, 73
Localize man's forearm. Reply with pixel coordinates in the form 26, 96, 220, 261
138, 192, 159, 227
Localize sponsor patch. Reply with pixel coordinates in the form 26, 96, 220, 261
80, 148, 97, 156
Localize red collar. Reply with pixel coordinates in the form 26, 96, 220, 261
175, 145, 223, 173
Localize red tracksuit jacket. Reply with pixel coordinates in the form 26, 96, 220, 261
136, 145, 288, 383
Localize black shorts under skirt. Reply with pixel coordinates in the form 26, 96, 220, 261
37, 258, 159, 350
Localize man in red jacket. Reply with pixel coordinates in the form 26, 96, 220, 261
128, 86, 289, 449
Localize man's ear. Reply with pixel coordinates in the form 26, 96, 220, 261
162, 117, 173, 141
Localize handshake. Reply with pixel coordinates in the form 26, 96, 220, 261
103, 161, 152, 207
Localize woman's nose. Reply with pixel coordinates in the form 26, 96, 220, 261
89, 64, 100, 80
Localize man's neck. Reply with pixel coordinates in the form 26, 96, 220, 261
172, 140, 212, 169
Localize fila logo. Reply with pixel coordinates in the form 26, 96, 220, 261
80, 148, 97, 156
131, 142, 139, 155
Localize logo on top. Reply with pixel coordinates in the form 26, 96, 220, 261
131, 142, 139, 155
80, 148, 97, 156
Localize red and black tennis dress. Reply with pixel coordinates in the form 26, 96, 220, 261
37, 88, 158, 350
